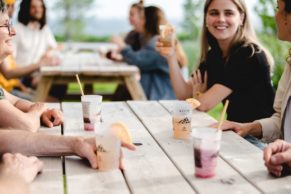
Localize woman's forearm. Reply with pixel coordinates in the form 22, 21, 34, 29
167, 55, 192, 99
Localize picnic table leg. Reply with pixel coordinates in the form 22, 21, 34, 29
124, 75, 147, 100
33, 77, 53, 102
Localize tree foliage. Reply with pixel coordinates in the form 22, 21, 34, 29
254, 0, 276, 35
53, 0, 95, 40
182, 0, 203, 40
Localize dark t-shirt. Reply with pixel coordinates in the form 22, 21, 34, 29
199, 43, 275, 122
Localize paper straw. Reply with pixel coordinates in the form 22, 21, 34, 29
75, 74, 84, 96
217, 100, 229, 130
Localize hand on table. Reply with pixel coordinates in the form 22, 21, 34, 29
210, 120, 251, 137
264, 139, 291, 177
0, 153, 43, 183
41, 108, 63, 128
72, 137, 135, 169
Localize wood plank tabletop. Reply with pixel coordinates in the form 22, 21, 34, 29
33, 100, 291, 194
62, 102, 194, 194
101, 102, 194, 194
161, 100, 291, 194
130, 100, 261, 194
31, 103, 64, 194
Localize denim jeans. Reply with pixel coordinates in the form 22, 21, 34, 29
244, 135, 266, 150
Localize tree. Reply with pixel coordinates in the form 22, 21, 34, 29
254, 0, 276, 35
182, 0, 203, 40
53, 0, 95, 40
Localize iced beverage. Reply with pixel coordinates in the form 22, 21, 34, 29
159, 24, 174, 47
81, 95, 102, 131
96, 132, 121, 171
172, 115, 191, 139
192, 127, 221, 178
172, 101, 192, 139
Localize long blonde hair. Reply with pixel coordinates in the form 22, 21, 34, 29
198, 0, 274, 69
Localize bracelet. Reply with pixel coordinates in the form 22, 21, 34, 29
194, 91, 202, 99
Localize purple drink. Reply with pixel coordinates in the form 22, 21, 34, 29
192, 127, 221, 178
194, 148, 219, 178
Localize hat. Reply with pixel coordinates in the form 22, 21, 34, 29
4, 0, 16, 5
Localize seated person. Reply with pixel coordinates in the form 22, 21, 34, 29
0, 87, 63, 131
112, 6, 176, 100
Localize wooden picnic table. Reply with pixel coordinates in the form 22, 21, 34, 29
31, 101, 291, 194
33, 52, 147, 102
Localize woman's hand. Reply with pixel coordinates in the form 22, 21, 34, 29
190, 70, 208, 97
210, 120, 252, 137
156, 36, 177, 60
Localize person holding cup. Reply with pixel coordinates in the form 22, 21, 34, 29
112, 6, 176, 100
157, 0, 275, 147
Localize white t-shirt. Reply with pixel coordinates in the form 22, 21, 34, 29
13, 22, 57, 67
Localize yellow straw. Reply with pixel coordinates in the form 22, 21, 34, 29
75, 74, 84, 96
217, 100, 229, 130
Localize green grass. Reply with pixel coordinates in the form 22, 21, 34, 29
67, 83, 117, 94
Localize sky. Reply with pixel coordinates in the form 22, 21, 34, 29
47, 0, 258, 21
44, 0, 260, 35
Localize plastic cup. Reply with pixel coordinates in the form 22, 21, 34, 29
159, 24, 174, 47
81, 95, 102, 131
172, 101, 192, 139
192, 127, 221, 178
95, 130, 121, 171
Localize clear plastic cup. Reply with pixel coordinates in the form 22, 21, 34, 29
172, 101, 192, 139
192, 127, 221, 178
159, 24, 174, 47
81, 95, 102, 131
95, 129, 121, 171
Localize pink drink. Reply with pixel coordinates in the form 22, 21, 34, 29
83, 114, 102, 131
194, 148, 219, 178
81, 95, 102, 131
192, 127, 221, 178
